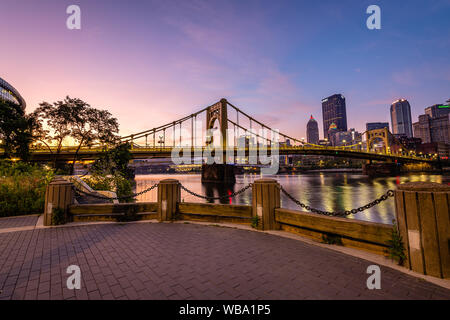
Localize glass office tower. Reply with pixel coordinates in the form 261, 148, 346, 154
390, 99, 412, 137
321, 94, 347, 140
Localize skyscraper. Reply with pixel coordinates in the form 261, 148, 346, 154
390, 99, 413, 137
306, 115, 319, 145
322, 94, 347, 140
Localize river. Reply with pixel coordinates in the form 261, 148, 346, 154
134, 173, 449, 225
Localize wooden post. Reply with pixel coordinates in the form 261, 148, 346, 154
43, 177, 74, 226
252, 179, 281, 230
395, 182, 450, 279
157, 179, 180, 221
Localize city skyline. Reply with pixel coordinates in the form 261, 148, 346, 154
1, 0, 449, 139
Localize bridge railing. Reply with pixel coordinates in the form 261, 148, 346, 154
24, 144, 436, 162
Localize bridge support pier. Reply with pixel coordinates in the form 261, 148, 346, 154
201, 164, 236, 183
362, 162, 401, 177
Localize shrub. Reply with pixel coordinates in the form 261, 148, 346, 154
82, 173, 135, 203
51, 207, 66, 225
0, 161, 54, 217
251, 216, 260, 229
386, 220, 406, 266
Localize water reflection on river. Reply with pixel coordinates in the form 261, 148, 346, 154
135, 173, 448, 224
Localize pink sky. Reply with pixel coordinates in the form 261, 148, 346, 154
1, 0, 449, 141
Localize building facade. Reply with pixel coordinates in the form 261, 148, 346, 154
390, 99, 413, 137
0, 77, 26, 110
330, 128, 362, 148
322, 94, 347, 140
425, 104, 450, 118
306, 115, 319, 145
413, 114, 450, 144
413, 103, 450, 157
366, 122, 389, 131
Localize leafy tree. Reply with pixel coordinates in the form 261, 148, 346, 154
31, 101, 72, 160
33, 96, 120, 173
0, 99, 36, 161
91, 142, 133, 179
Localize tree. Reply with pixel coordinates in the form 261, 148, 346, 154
90, 142, 133, 179
0, 100, 36, 161
31, 101, 73, 166
33, 96, 120, 173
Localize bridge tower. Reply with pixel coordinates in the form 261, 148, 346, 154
365, 128, 390, 154
202, 98, 235, 183
206, 98, 228, 147
364, 127, 400, 176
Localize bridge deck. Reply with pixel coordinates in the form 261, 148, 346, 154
19, 146, 435, 163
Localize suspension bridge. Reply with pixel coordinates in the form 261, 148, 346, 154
26, 98, 435, 163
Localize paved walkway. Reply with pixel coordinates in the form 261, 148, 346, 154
0, 222, 449, 300
0, 215, 39, 230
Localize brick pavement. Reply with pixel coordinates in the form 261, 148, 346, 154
0, 222, 449, 300
0, 215, 39, 230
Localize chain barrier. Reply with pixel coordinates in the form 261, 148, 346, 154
179, 183, 253, 201
73, 178, 394, 215
279, 185, 394, 217
74, 182, 159, 201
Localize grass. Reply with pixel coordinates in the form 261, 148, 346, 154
0, 161, 54, 217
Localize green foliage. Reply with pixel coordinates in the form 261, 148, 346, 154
91, 143, 134, 179
32, 96, 120, 173
321, 233, 343, 245
386, 220, 406, 266
51, 207, 66, 225
0, 161, 54, 217
251, 216, 260, 229
83, 143, 135, 203
82, 173, 134, 203
0, 100, 37, 161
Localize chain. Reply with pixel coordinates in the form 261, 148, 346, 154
179, 183, 253, 201
73, 179, 394, 214
74, 182, 159, 201
279, 185, 394, 217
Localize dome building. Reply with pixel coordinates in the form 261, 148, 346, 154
0, 77, 26, 110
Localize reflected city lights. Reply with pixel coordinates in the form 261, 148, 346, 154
134, 173, 449, 224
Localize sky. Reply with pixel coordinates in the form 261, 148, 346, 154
1, 0, 449, 140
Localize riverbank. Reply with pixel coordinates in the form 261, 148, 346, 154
303, 168, 363, 173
